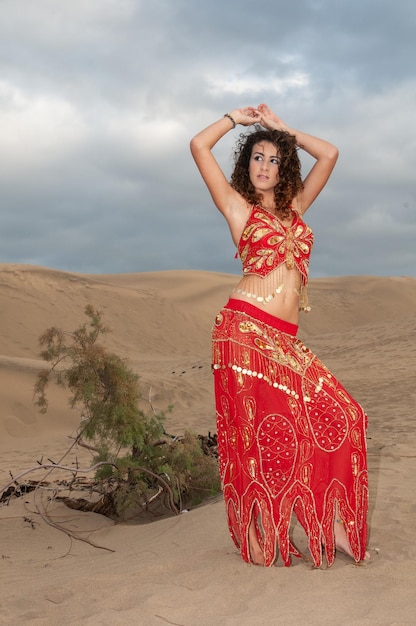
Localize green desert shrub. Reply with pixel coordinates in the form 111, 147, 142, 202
34, 305, 220, 520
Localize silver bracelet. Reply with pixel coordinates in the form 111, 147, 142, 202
224, 113, 236, 129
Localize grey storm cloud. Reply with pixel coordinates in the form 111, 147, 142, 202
0, 0, 415, 277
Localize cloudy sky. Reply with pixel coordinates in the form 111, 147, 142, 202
1, 0, 415, 278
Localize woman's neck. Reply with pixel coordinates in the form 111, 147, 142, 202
257, 192, 276, 214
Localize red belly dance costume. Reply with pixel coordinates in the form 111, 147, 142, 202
212, 205, 368, 567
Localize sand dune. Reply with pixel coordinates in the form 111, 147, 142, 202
1, 264, 415, 625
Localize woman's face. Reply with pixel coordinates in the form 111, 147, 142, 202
248, 141, 281, 193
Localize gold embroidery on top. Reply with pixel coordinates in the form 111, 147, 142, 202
233, 206, 313, 312
239, 208, 313, 277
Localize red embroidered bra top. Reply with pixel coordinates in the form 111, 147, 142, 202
233, 205, 314, 311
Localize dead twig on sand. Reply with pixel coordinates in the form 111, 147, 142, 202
1, 456, 180, 553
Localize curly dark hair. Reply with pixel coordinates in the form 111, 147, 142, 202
230, 126, 304, 217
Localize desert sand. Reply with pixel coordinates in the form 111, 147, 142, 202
1, 264, 415, 625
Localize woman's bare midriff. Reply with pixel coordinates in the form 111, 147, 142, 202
230, 291, 300, 325
230, 266, 304, 325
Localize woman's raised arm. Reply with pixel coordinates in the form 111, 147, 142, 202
190, 108, 261, 217
258, 103, 338, 213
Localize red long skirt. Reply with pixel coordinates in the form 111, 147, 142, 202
212, 299, 368, 567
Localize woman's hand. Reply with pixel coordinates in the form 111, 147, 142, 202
257, 103, 288, 131
229, 107, 262, 127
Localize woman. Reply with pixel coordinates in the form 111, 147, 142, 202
190, 104, 369, 567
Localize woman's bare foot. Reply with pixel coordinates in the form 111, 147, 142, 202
334, 516, 371, 563
334, 518, 355, 559
248, 518, 265, 566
